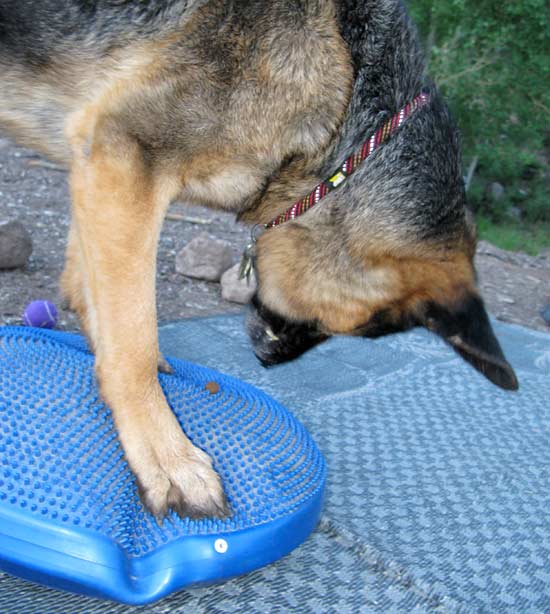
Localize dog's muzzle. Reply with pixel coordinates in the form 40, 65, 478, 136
246, 295, 329, 366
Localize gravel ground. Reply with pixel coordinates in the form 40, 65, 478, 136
1, 133, 549, 333
0, 135, 249, 330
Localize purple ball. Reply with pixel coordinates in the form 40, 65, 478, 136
22, 300, 58, 329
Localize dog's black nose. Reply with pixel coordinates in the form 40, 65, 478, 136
246, 296, 329, 366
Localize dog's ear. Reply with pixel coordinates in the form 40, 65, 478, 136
421, 293, 519, 391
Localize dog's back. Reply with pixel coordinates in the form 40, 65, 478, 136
0, 0, 351, 168
0, 0, 194, 155
0, 0, 192, 58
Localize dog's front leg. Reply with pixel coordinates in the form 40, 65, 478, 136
67, 114, 228, 519
60, 218, 92, 338
60, 216, 172, 374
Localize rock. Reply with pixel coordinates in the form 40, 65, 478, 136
0, 220, 32, 269
476, 240, 514, 262
506, 205, 522, 221
488, 182, 505, 201
221, 263, 257, 304
175, 233, 233, 281
476, 240, 543, 269
541, 304, 550, 327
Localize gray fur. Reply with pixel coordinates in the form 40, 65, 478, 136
323, 0, 467, 248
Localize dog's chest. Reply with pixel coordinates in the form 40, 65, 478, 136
178, 152, 273, 212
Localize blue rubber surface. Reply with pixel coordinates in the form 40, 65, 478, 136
0, 326, 325, 604
0, 315, 548, 613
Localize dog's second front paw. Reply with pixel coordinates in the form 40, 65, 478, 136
135, 439, 229, 521
157, 354, 173, 375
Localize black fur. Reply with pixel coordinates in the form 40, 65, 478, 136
249, 290, 518, 391
247, 295, 329, 367
422, 296, 519, 391
322, 0, 467, 247
0, 1, 188, 65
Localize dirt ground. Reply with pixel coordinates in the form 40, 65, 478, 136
1, 134, 549, 334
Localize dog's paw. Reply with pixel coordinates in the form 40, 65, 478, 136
104, 378, 228, 520
157, 354, 173, 375
166, 445, 229, 520
135, 439, 229, 521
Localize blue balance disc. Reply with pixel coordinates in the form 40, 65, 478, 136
0, 327, 325, 604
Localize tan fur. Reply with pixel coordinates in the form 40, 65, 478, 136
0, 39, 169, 162
255, 222, 476, 334
63, 106, 227, 517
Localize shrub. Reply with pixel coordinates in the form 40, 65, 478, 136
408, 0, 550, 223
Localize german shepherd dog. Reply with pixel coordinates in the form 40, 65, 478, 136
0, 0, 518, 519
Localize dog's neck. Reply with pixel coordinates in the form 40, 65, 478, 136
238, 0, 427, 227
322, 0, 426, 173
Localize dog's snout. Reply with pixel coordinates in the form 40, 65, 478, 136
246, 296, 329, 366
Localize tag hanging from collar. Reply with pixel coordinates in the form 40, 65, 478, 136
239, 241, 255, 284
238, 224, 263, 283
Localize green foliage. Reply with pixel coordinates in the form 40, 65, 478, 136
408, 0, 550, 233
476, 216, 550, 256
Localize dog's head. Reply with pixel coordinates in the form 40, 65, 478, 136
246, 95, 518, 391
247, 229, 518, 391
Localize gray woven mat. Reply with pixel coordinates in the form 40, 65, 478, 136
1, 315, 549, 613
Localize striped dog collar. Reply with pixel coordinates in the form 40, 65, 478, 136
267, 91, 430, 229
239, 91, 430, 280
